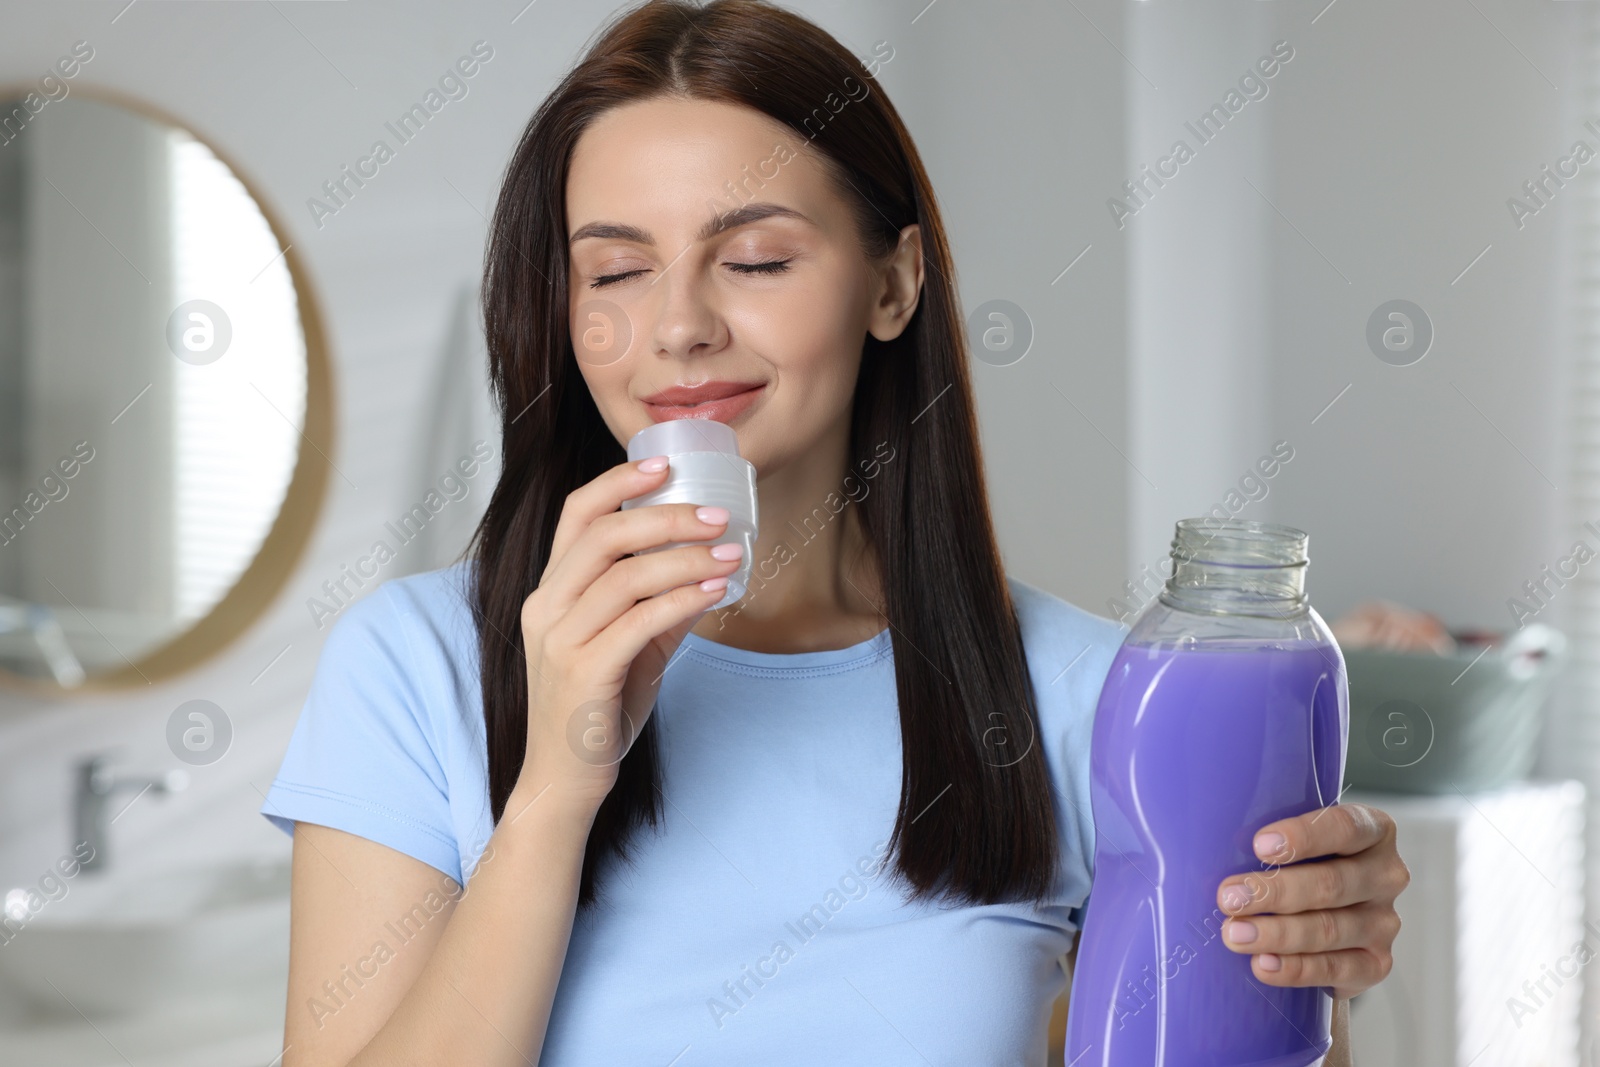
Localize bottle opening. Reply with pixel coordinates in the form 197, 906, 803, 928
1172, 518, 1308, 567
1163, 518, 1309, 617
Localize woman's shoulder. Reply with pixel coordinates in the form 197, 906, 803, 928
1005, 574, 1129, 698
298, 558, 486, 789
340, 557, 477, 637
1003, 574, 1127, 780
261, 559, 489, 885
320, 559, 480, 678
1004, 576, 1128, 915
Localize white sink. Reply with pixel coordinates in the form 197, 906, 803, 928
0, 855, 290, 1019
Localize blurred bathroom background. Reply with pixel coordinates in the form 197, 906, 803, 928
0, 1, 1590, 1063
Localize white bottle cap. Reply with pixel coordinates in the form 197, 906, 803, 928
626, 418, 739, 461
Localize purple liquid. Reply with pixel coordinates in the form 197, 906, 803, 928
1065, 640, 1348, 1067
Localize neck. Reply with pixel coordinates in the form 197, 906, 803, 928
690, 432, 885, 654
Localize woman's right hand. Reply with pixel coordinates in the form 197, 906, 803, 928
513, 454, 744, 815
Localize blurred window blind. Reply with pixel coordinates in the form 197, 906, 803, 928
168, 129, 305, 623
1552, 10, 1600, 1062
1562, 6, 1600, 783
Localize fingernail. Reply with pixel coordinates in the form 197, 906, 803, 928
696, 506, 730, 526
1226, 920, 1258, 945
709, 542, 744, 561
1221, 884, 1251, 911
637, 455, 669, 472
1257, 953, 1282, 972
700, 576, 729, 592
1254, 832, 1287, 859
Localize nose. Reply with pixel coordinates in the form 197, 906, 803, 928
646, 252, 728, 363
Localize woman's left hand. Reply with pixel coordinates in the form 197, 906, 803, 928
1216, 801, 1410, 1001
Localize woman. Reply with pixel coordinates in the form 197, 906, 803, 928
261, 2, 1408, 1064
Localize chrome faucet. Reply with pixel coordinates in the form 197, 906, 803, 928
72, 753, 188, 874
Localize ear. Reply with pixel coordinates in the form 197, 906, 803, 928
867, 224, 924, 343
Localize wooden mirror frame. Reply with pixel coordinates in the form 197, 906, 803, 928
0, 83, 334, 694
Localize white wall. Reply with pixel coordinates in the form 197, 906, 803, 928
906, 0, 1129, 614
1259, 0, 1580, 632
1124, 2, 1276, 613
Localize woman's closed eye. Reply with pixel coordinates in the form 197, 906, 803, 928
587, 258, 794, 289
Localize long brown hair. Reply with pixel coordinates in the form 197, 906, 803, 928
467, 0, 1059, 910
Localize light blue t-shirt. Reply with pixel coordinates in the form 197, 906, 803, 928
261, 560, 1127, 1065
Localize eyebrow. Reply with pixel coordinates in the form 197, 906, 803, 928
568, 202, 815, 247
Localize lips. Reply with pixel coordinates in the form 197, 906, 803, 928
641, 381, 765, 406
641, 380, 766, 424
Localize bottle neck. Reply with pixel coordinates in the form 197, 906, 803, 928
1158, 519, 1309, 619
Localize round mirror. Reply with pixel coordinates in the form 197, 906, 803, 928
0, 88, 331, 690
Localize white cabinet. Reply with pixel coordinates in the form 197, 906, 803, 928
1346, 781, 1585, 1067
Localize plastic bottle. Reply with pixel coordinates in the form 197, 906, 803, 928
622, 419, 758, 611
1065, 518, 1349, 1067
